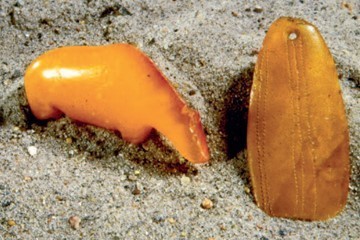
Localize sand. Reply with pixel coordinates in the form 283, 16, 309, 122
0, 0, 359, 239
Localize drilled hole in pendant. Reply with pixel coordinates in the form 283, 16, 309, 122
289, 32, 298, 40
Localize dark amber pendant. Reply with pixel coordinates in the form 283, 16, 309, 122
247, 17, 350, 220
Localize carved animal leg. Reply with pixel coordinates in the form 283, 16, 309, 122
29, 101, 63, 120
120, 125, 153, 144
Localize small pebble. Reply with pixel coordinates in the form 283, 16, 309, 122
69, 150, 75, 156
128, 175, 137, 181
250, 49, 259, 56
24, 176, 32, 181
278, 229, 286, 237
188, 89, 196, 96
68, 150, 75, 156
244, 186, 251, 194
65, 137, 73, 144
134, 170, 141, 176
12, 69, 21, 79
257, 224, 263, 229
219, 224, 227, 231
153, 215, 164, 223
141, 142, 151, 151
56, 195, 65, 201
68, 216, 81, 230
201, 198, 213, 209
231, 11, 239, 17
341, 2, 353, 12
167, 217, 176, 224
2, 200, 12, 208
4, 79, 11, 85
253, 6, 263, 13
7, 220, 16, 227
27, 146, 37, 156
168, 55, 175, 61
132, 185, 141, 195
180, 175, 191, 186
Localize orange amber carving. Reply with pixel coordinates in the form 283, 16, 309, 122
25, 44, 209, 164
247, 17, 349, 220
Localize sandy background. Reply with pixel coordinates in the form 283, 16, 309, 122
0, 0, 359, 239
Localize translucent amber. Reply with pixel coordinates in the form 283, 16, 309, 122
247, 17, 349, 220
25, 44, 209, 164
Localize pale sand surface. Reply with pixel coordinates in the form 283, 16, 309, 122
0, 1, 359, 239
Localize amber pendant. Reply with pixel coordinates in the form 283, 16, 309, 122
247, 17, 349, 220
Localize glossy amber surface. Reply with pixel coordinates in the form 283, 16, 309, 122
247, 17, 349, 220
25, 44, 209, 164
